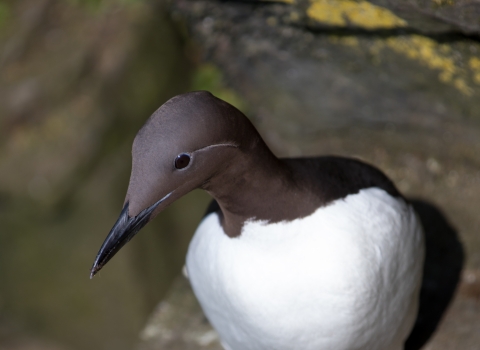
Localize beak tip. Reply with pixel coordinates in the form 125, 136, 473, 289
89, 263, 101, 279
89, 195, 168, 280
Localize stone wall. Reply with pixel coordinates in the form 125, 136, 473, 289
138, 0, 480, 349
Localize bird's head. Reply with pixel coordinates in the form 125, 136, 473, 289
90, 91, 255, 277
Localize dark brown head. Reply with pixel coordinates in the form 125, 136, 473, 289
90, 91, 261, 277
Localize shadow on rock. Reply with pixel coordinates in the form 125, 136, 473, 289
405, 199, 464, 350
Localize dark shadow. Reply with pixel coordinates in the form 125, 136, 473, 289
405, 199, 464, 350
204, 198, 220, 218
301, 25, 480, 44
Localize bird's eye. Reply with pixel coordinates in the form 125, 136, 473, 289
175, 153, 191, 169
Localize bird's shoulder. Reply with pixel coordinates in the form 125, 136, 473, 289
282, 155, 401, 204
203, 155, 402, 219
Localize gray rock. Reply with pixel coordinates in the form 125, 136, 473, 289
138, 0, 480, 348
137, 276, 223, 350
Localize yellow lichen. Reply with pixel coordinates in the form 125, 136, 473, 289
329, 35, 359, 46
454, 78, 473, 96
265, 0, 295, 3
382, 35, 472, 95
289, 11, 300, 22
470, 58, 480, 85
306, 1, 478, 95
432, 0, 454, 6
475, 74, 480, 85
336, 33, 476, 96
307, 0, 407, 29
470, 57, 480, 70
439, 70, 453, 83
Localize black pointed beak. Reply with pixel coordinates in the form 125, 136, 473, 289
90, 192, 172, 278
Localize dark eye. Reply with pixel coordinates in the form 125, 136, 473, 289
175, 153, 191, 169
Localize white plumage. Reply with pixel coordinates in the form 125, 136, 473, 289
187, 188, 424, 350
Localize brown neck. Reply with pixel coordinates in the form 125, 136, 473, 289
202, 141, 316, 237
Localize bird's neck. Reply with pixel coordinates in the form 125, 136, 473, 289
203, 143, 315, 237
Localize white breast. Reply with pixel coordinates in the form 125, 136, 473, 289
186, 188, 424, 350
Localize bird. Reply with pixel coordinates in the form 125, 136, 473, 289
90, 91, 425, 350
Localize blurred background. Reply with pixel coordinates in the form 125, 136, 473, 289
0, 0, 479, 349
0, 0, 218, 349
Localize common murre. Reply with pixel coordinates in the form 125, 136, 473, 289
90, 91, 425, 350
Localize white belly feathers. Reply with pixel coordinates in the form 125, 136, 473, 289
186, 188, 425, 350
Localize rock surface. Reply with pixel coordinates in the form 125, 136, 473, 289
138, 0, 480, 349
137, 277, 223, 350
138, 270, 480, 350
